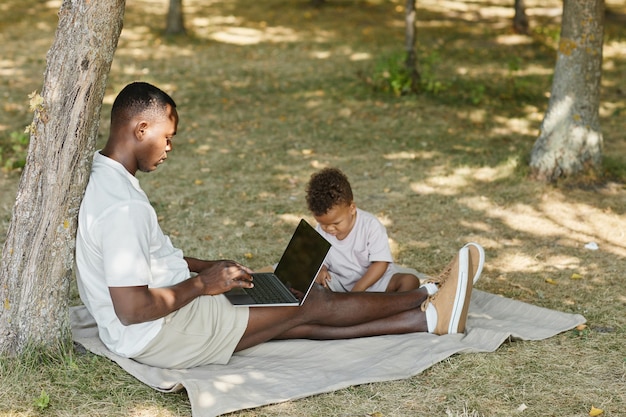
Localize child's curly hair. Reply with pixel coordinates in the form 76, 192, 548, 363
306, 167, 353, 216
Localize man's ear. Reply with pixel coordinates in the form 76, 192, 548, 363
134, 121, 149, 141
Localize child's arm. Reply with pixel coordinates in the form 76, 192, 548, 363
315, 265, 331, 288
351, 261, 389, 292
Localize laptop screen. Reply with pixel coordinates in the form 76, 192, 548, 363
274, 219, 331, 294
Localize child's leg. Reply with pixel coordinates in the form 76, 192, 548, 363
386, 272, 421, 292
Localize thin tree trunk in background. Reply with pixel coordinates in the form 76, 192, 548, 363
513, 0, 529, 34
405, 0, 420, 91
165, 0, 186, 35
0, 0, 124, 356
530, 0, 604, 182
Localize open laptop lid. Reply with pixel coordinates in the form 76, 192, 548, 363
273, 219, 331, 301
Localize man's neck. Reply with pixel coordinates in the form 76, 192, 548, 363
99, 145, 137, 176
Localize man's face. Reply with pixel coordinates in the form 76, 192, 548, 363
313, 202, 357, 240
136, 104, 178, 173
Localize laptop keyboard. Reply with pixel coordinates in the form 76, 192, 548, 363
248, 273, 298, 304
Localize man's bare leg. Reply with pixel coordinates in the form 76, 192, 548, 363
273, 308, 427, 340
236, 243, 481, 350
235, 285, 430, 351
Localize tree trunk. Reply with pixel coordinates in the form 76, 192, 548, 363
513, 0, 529, 34
0, 0, 124, 356
530, 0, 604, 182
404, 0, 420, 92
165, 0, 186, 35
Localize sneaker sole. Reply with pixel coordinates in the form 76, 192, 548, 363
463, 242, 484, 284
448, 246, 469, 334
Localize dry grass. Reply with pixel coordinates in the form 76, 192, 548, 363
1, 0, 625, 416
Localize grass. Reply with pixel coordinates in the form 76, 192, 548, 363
1, 0, 625, 416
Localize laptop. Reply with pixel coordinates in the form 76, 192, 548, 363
225, 219, 331, 307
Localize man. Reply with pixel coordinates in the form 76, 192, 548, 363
75, 82, 483, 369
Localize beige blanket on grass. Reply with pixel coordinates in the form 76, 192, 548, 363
70, 290, 585, 417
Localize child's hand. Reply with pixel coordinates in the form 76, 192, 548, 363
315, 265, 331, 288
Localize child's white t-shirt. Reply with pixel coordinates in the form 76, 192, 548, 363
315, 208, 396, 292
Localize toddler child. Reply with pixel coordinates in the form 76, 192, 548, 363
305, 167, 425, 293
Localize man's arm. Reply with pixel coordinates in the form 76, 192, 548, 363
351, 261, 389, 292
184, 256, 216, 273
110, 259, 253, 325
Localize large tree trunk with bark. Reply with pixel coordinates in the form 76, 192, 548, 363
0, 0, 124, 356
530, 0, 604, 182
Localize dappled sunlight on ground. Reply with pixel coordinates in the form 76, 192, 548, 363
410, 160, 519, 195
206, 25, 300, 46
603, 39, 626, 61
128, 405, 178, 417
278, 213, 308, 228
490, 115, 538, 136
419, 0, 562, 21
460, 193, 626, 259
384, 150, 438, 161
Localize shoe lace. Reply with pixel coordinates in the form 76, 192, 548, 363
420, 260, 455, 312
423, 261, 453, 286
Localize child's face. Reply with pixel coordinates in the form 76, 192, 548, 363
314, 202, 357, 240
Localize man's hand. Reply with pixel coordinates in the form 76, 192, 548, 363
110, 259, 254, 325
195, 260, 254, 295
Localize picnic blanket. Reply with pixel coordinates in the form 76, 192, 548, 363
70, 290, 585, 417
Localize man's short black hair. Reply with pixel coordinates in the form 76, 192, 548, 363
306, 167, 353, 216
111, 82, 176, 125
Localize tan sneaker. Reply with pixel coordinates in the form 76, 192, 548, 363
463, 242, 485, 284
421, 250, 460, 288
421, 246, 472, 335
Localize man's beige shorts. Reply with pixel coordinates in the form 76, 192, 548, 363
133, 295, 249, 369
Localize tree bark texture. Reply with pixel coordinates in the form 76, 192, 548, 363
530, 0, 604, 182
0, 0, 124, 356
165, 0, 186, 35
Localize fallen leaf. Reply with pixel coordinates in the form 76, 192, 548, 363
244, 253, 253, 259
194, 179, 203, 185
545, 278, 557, 285
589, 405, 603, 416
571, 273, 583, 280
510, 283, 535, 294
195, 145, 210, 154
576, 324, 587, 331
